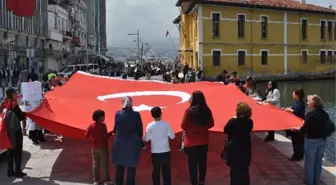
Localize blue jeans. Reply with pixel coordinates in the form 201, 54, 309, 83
304, 138, 326, 185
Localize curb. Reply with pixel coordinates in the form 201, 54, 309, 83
254, 133, 336, 185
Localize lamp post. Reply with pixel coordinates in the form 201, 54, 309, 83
128, 30, 140, 60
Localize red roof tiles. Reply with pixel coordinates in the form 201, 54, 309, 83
177, 0, 336, 14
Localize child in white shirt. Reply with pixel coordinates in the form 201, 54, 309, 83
143, 107, 175, 185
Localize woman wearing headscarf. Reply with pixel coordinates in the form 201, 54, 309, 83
112, 97, 144, 185
181, 91, 214, 185
262, 80, 281, 142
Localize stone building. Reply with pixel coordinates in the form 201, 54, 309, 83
0, 0, 48, 74
47, 0, 72, 71
99, 0, 107, 55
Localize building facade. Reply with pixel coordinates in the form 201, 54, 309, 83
46, 2, 71, 71
59, 0, 88, 64
86, 0, 96, 56
99, 0, 107, 55
175, 0, 336, 77
0, 0, 48, 74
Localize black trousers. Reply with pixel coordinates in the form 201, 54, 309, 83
267, 131, 275, 139
115, 165, 136, 185
7, 130, 23, 173
151, 152, 171, 185
29, 130, 45, 143
230, 165, 250, 185
291, 131, 304, 159
185, 145, 208, 185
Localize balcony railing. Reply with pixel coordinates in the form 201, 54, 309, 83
71, 37, 80, 47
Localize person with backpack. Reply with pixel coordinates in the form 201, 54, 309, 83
0, 88, 27, 178
292, 95, 335, 185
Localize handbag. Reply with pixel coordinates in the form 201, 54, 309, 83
220, 137, 235, 160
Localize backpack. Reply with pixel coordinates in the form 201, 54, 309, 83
324, 118, 336, 138
5, 106, 21, 134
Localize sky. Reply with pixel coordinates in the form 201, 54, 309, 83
106, 0, 336, 48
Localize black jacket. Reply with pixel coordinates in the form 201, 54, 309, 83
224, 117, 253, 167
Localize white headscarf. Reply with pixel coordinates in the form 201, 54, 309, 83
122, 96, 133, 109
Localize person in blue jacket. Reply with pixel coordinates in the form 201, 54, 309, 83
111, 96, 144, 185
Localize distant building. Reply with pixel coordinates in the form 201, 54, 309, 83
59, 0, 88, 64
175, 0, 336, 77
0, 0, 48, 73
99, 0, 107, 55
87, 0, 96, 56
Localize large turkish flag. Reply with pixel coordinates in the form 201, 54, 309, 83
21, 72, 303, 139
6, 0, 35, 17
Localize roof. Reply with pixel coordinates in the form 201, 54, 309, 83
176, 0, 336, 15
173, 15, 181, 24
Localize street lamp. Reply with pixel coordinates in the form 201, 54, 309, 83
128, 30, 140, 60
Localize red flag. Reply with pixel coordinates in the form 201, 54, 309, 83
166, 30, 169, 37
0, 113, 12, 150
6, 0, 35, 17
25, 72, 303, 139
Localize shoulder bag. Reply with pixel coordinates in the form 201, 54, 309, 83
220, 136, 236, 160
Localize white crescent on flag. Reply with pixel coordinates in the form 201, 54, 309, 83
97, 91, 191, 111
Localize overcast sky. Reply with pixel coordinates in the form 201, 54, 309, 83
106, 0, 336, 47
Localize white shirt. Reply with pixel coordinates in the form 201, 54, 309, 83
265, 89, 281, 107
144, 120, 175, 153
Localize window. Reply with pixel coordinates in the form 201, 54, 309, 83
327, 21, 332, 40
327, 50, 333, 63
261, 16, 268, 39
238, 14, 245, 38
320, 50, 326, 64
320, 21, 325, 40
212, 13, 220, 37
212, 50, 221, 67
334, 22, 336, 41
261, 50, 268, 65
238, 50, 246, 65
301, 50, 308, 64
301, 19, 308, 40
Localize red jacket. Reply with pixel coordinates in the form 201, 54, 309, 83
181, 109, 214, 147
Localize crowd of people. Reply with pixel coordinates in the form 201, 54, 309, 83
1, 66, 335, 185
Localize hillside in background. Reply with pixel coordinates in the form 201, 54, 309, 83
107, 36, 179, 60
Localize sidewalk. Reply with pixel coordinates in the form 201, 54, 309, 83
0, 133, 335, 185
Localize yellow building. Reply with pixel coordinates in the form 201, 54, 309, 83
174, 0, 336, 77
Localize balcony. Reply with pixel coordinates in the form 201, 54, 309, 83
62, 31, 72, 41
71, 37, 80, 47
48, 0, 58, 5
47, 29, 63, 42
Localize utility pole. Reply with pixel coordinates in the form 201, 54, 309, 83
128, 30, 140, 61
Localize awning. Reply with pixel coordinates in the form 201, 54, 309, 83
96, 54, 110, 62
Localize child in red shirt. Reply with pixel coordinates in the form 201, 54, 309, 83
85, 110, 113, 185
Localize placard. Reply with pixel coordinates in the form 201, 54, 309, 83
21, 81, 42, 101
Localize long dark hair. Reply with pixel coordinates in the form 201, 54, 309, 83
188, 91, 212, 127
294, 88, 305, 103
265, 80, 278, 95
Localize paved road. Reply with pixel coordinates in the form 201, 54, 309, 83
0, 133, 333, 185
